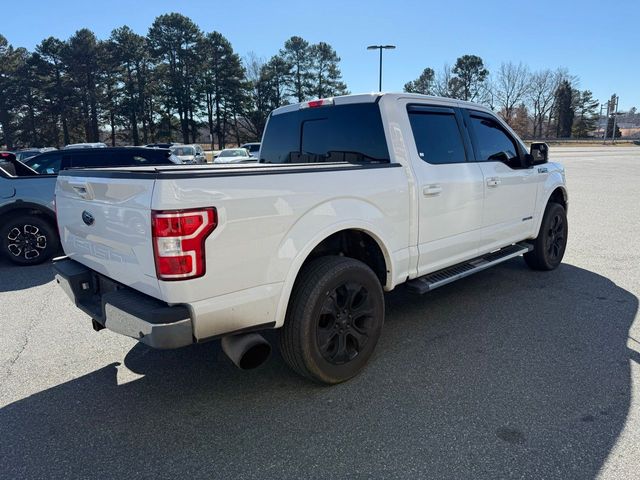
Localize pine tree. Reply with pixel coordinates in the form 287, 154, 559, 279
148, 13, 203, 143
571, 90, 599, 138
554, 80, 574, 138
450, 55, 488, 101
280, 36, 313, 102
403, 68, 435, 95
606, 116, 622, 139
310, 42, 347, 99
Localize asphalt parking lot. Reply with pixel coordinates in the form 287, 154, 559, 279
1, 146, 639, 479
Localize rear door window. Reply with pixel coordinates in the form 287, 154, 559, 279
408, 107, 467, 164
260, 103, 389, 164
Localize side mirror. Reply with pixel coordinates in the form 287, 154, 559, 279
528, 142, 549, 166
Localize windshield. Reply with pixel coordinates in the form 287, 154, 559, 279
219, 149, 248, 157
171, 146, 195, 156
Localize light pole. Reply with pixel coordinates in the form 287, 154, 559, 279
367, 44, 396, 91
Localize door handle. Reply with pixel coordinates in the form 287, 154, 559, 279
486, 177, 501, 187
423, 184, 443, 197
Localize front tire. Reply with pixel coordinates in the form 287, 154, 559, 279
0, 215, 59, 266
524, 202, 568, 271
279, 256, 385, 384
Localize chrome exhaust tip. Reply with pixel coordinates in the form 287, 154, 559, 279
221, 333, 271, 370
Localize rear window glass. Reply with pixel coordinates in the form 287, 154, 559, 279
260, 103, 389, 164
171, 146, 195, 156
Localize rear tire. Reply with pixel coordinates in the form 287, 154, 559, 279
279, 256, 385, 384
0, 215, 59, 266
524, 202, 568, 271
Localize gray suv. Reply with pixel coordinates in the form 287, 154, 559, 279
0, 148, 179, 265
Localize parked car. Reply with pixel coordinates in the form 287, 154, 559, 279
64, 142, 107, 149
15, 148, 57, 162
53, 93, 567, 384
170, 144, 206, 164
240, 142, 261, 158
0, 147, 181, 265
213, 148, 254, 163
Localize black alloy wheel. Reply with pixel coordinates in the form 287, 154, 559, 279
317, 281, 376, 365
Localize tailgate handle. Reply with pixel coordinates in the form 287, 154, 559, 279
69, 182, 93, 200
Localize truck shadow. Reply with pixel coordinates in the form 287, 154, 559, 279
0, 256, 55, 292
0, 261, 637, 479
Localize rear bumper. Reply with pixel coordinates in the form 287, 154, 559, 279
53, 258, 193, 349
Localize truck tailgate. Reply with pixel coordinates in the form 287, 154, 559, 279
55, 173, 161, 299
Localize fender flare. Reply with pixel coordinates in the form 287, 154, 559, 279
533, 183, 568, 236
272, 220, 394, 328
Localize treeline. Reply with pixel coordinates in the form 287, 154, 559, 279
403, 56, 609, 139
0, 12, 348, 149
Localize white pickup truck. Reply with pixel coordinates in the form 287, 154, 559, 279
54, 93, 568, 384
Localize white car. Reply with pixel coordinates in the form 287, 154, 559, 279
54, 93, 567, 384
213, 148, 254, 164
170, 144, 206, 164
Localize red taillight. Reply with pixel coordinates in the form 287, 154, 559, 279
151, 208, 217, 281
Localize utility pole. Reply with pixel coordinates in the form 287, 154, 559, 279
603, 100, 609, 144
611, 94, 619, 145
366, 45, 396, 91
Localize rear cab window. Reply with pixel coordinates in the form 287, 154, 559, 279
260, 103, 389, 164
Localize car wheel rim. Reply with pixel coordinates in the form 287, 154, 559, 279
316, 281, 375, 365
7, 224, 47, 260
546, 214, 565, 260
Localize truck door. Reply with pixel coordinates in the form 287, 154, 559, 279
463, 110, 540, 251
405, 105, 486, 276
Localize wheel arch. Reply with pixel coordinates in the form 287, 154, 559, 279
273, 223, 394, 328
532, 184, 568, 237
0, 201, 57, 228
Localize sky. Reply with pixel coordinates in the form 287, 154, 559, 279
2, 0, 639, 110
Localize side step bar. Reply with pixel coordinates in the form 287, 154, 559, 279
406, 243, 533, 294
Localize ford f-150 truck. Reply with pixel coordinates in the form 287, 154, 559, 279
53, 93, 568, 384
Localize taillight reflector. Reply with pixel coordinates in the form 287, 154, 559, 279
151, 208, 217, 280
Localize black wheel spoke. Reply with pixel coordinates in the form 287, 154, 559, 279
315, 279, 376, 365
321, 294, 338, 315
348, 327, 368, 351
334, 333, 349, 362
318, 329, 338, 354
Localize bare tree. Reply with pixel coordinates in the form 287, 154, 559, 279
527, 69, 556, 138
494, 62, 530, 122
434, 64, 454, 97
239, 52, 267, 141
